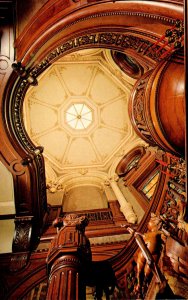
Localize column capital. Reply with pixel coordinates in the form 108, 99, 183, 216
109, 174, 119, 182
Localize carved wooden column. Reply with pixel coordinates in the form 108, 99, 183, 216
46, 214, 91, 300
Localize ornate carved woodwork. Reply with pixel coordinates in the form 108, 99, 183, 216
160, 214, 188, 299
2, 70, 48, 243
12, 216, 33, 252
0, 191, 187, 300
0, 69, 48, 248
9, 216, 33, 272
165, 236, 188, 280
149, 19, 184, 60
118, 210, 188, 300
14, 0, 183, 64
110, 148, 180, 285
27, 30, 172, 77
46, 214, 91, 300
42, 202, 131, 246
128, 72, 156, 145
158, 155, 186, 226
126, 214, 165, 299
63, 210, 113, 223
129, 50, 185, 155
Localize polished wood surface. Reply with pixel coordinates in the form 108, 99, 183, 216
129, 51, 185, 155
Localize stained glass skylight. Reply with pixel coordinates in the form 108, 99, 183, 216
65, 103, 92, 130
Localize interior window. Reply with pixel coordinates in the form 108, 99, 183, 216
140, 170, 160, 200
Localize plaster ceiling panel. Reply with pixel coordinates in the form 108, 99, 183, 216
92, 127, 124, 158
100, 98, 128, 130
90, 68, 123, 105
65, 138, 97, 166
37, 130, 69, 163
30, 72, 67, 106
27, 101, 57, 135
23, 49, 140, 175
57, 64, 94, 96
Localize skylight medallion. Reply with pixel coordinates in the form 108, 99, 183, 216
65, 103, 92, 130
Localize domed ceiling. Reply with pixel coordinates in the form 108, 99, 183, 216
23, 49, 144, 199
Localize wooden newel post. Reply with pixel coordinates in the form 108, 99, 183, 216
46, 214, 91, 300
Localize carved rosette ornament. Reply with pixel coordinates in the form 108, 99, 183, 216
46, 214, 91, 300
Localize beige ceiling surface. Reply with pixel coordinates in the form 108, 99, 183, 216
24, 49, 140, 179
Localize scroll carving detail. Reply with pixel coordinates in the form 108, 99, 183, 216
12, 216, 33, 252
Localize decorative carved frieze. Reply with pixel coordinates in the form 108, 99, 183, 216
29, 30, 171, 80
